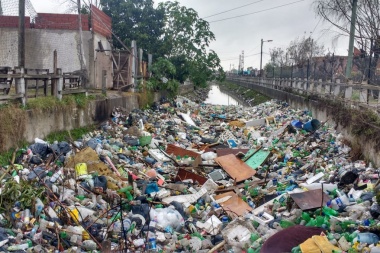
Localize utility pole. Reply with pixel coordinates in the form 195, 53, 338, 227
18, 0, 25, 67
260, 39, 263, 77
368, 38, 373, 84
345, 0, 358, 79
241, 50, 244, 73
260, 39, 273, 77
331, 53, 335, 81
238, 55, 241, 75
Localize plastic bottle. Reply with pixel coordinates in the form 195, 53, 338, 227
149, 237, 157, 252
221, 216, 229, 229
280, 219, 295, 228
23, 209, 30, 224
322, 206, 339, 217
82, 240, 97, 250
357, 232, 380, 244
50, 168, 63, 183
29, 224, 39, 238
7, 240, 32, 251
35, 198, 43, 218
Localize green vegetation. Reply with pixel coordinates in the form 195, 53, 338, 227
45, 125, 97, 143
25, 94, 95, 110
0, 148, 23, 167
101, 0, 225, 89
219, 81, 270, 106
146, 57, 179, 97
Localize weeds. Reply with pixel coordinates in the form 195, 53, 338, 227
45, 125, 97, 143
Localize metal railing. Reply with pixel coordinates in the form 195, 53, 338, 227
227, 75, 380, 111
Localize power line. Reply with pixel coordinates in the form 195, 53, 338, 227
315, 24, 334, 42
311, 17, 322, 35
209, 0, 306, 23
220, 52, 269, 61
202, 0, 265, 19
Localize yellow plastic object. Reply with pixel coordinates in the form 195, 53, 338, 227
75, 163, 88, 177
300, 238, 321, 253
312, 235, 340, 253
68, 208, 80, 224
82, 230, 90, 240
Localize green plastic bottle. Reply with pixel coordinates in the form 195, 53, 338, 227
291, 245, 302, 253
322, 206, 338, 217
118, 186, 134, 201
301, 212, 311, 222
280, 219, 296, 229
250, 233, 260, 242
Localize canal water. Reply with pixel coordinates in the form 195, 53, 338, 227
204, 85, 239, 106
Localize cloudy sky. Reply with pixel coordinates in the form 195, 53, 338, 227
28, 0, 349, 70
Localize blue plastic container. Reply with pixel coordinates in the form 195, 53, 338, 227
302, 119, 321, 132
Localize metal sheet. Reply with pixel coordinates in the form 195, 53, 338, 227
244, 149, 271, 170
215, 191, 252, 218
166, 144, 200, 159
175, 168, 208, 185
290, 190, 331, 211
214, 154, 256, 182
216, 148, 250, 157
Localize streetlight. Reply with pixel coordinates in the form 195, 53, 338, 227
260, 39, 273, 77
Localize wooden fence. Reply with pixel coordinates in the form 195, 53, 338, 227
0, 66, 86, 105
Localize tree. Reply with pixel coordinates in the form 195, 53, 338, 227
269, 47, 289, 67
100, 0, 165, 55
158, 1, 224, 86
286, 36, 325, 68
314, 0, 380, 81
60, 0, 101, 13
146, 57, 179, 97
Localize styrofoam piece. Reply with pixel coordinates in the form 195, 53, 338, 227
148, 149, 170, 162
245, 118, 266, 127
299, 183, 337, 192
251, 212, 274, 226
180, 112, 196, 126
306, 172, 325, 184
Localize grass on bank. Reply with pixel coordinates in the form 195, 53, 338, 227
45, 125, 97, 143
218, 81, 270, 105
24, 93, 96, 110
0, 125, 98, 166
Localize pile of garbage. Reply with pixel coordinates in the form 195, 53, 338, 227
0, 95, 380, 253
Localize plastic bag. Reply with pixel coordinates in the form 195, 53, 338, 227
149, 207, 185, 230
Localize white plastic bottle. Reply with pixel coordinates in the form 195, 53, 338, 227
7, 240, 32, 251
50, 168, 63, 183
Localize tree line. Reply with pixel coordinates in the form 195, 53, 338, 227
99, 0, 225, 95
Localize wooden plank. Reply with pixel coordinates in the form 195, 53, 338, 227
214, 154, 256, 183
62, 89, 86, 95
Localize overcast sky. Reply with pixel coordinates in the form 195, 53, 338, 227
28, 0, 349, 70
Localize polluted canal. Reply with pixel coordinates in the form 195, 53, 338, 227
204, 85, 239, 106
0, 89, 379, 253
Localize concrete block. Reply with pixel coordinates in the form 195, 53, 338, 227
345, 87, 353, 99
245, 118, 266, 127
359, 89, 368, 103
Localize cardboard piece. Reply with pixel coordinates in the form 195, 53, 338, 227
214, 154, 256, 182
214, 191, 253, 218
